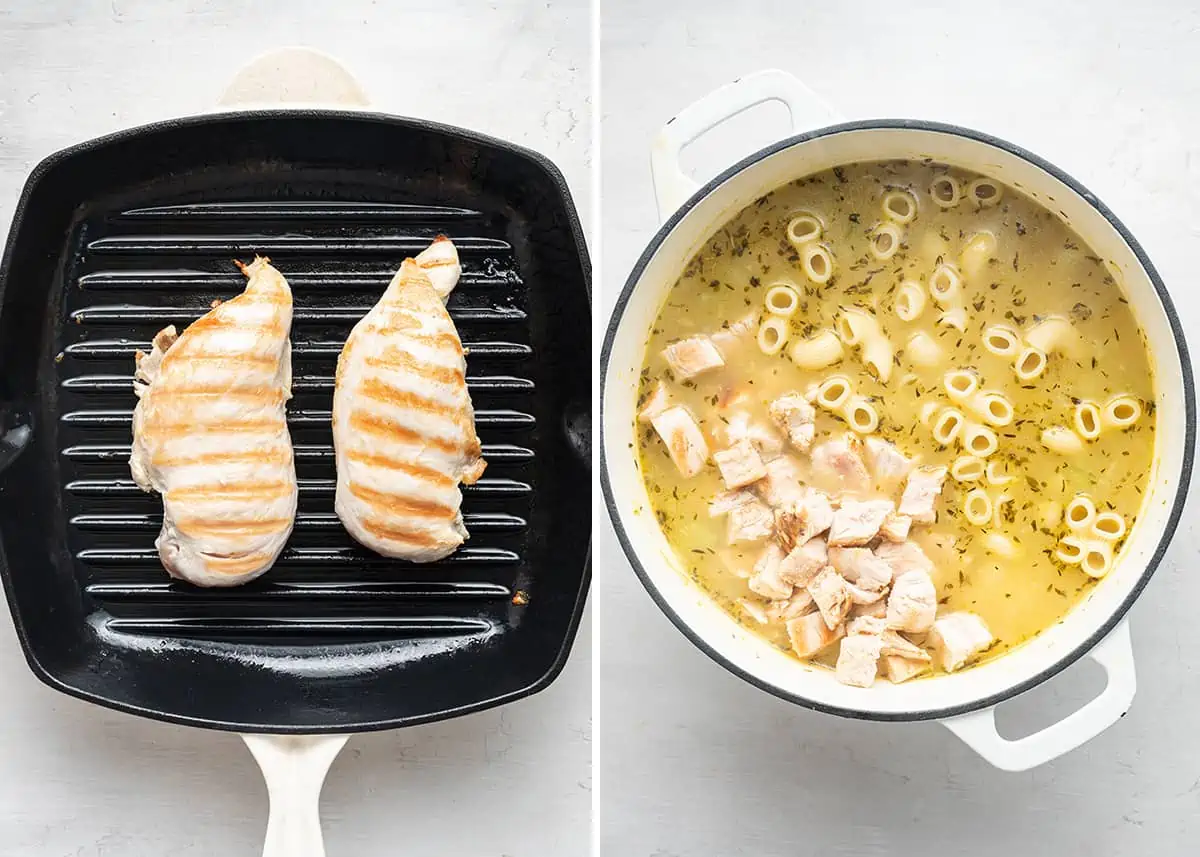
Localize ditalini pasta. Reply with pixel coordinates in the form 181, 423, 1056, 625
837, 307, 894, 383
894, 280, 926, 322
765, 283, 800, 317
790, 329, 844, 369
635, 159, 1155, 685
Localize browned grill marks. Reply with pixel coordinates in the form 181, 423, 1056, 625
359, 517, 444, 547
359, 378, 463, 421
154, 447, 291, 468
167, 480, 294, 502
348, 482, 456, 519
345, 449, 454, 488
176, 518, 292, 538
348, 412, 464, 454
368, 351, 465, 386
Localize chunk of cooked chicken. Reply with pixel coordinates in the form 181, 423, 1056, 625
414, 232, 463, 299
738, 598, 769, 625
886, 569, 938, 633
756, 455, 808, 508
713, 439, 767, 489
883, 655, 931, 684
807, 566, 853, 629
650, 405, 710, 478
787, 611, 846, 658
130, 256, 297, 587
662, 335, 725, 379
775, 488, 835, 551
851, 598, 888, 620
847, 615, 887, 636
778, 536, 828, 587
768, 393, 817, 453
898, 465, 948, 523
864, 436, 914, 488
709, 489, 753, 517
710, 313, 757, 355
725, 494, 775, 543
929, 612, 995, 671
828, 546, 893, 590
637, 381, 671, 423
836, 630, 884, 687
747, 543, 793, 600
810, 436, 871, 494
880, 629, 930, 661
828, 498, 895, 546
874, 539, 935, 577
766, 589, 816, 621
723, 410, 786, 458
879, 513, 912, 542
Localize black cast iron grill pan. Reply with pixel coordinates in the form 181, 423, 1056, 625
0, 111, 591, 732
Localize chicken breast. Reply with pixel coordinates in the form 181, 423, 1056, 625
333, 239, 486, 562
129, 256, 297, 587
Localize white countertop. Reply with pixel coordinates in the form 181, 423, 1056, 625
0, 2, 591, 855
599, 1, 1200, 854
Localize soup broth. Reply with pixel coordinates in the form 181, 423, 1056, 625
635, 160, 1155, 684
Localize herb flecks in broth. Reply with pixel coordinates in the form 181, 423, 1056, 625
636, 161, 1155, 687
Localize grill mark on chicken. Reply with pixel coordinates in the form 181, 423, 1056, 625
160, 387, 287, 403
144, 418, 284, 436
175, 517, 293, 538
166, 480, 294, 502
179, 317, 285, 339
358, 378, 465, 422
358, 518, 444, 548
154, 447, 291, 468
348, 482, 456, 520
366, 352, 465, 386
204, 551, 275, 576
348, 411, 465, 454
345, 449, 456, 488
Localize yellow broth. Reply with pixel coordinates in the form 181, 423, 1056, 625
635, 160, 1155, 672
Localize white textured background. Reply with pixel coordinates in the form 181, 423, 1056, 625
599, 1, 1200, 855
0, 2, 591, 855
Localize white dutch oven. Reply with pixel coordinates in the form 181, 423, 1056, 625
600, 70, 1195, 772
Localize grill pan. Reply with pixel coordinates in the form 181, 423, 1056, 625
0, 100, 590, 741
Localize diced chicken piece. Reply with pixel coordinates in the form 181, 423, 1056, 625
768, 393, 817, 454
836, 632, 883, 687
787, 611, 846, 659
827, 547, 893, 591
738, 598, 769, 625
864, 437, 914, 488
880, 630, 931, 661
883, 655, 931, 684
886, 569, 938, 633
651, 406, 710, 478
756, 455, 807, 508
880, 513, 912, 543
828, 499, 895, 547
846, 581, 886, 605
710, 313, 757, 354
637, 381, 670, 423
715, 385, 751, 412
807, 566, 852, 630
709, 489, 753, 517
713, 439, 767, 489
898, 465, 948, 524
929, 612, 994, 672
775, 489, 835, 551
723, 410, 785, 457
851, 598, 888, 620
747, 543, 793, 600
847, 615, 887, 636
811, 436, 871, 494
662, 335, 725, 379
778, 536, 828, 587
767, 589, 816, 621
874, 540, 935, 577
725, 495, 775, 544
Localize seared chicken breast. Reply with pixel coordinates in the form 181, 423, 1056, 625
130, 256, 297, 586
333, 237, 485, 561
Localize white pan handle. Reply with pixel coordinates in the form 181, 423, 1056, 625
650, 68, 840, 222
941, 619, 1136, 771
243, 734, 350, 857
217, 46, 369, 109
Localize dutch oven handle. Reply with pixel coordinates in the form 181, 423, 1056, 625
219, 46, 365, 857
941, 619, 1137, 771
650, 69, 840, 222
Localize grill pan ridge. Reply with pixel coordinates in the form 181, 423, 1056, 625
0, 111, 591, 732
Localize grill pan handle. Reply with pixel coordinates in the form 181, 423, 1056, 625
244, 734, 350, 857
940, 619, 1137, 771
650, 69, 840, 222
